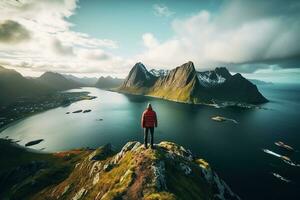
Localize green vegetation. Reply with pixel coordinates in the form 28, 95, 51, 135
0, 140, 240, 200
148, 77, 197, 103
118, 61, 268, 105
0, 139, 91, 199
144, 192, 176, 200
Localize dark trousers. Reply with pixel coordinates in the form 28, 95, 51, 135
144, 127, 154, 148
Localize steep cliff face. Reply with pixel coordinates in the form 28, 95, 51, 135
213, 73, 267, 103
118, 62, 268, 105
0, 139, 240, 200
197, 68, 268, 103
149, 61, 201, 103
120, 62, 157, 94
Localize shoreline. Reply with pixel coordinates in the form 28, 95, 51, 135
0, 91, 96, 134
111, 88, 268, 110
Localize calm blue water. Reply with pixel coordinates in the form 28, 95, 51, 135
1, 85, 300, 200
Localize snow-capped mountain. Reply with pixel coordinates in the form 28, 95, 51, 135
197, 67, 232, 87
119, 62, 268, 104
197, 71, 226, 87
149, 69, 170, 77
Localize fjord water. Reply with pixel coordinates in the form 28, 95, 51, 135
1, 85, 300, 200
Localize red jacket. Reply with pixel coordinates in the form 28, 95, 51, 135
141, 107, 157, 128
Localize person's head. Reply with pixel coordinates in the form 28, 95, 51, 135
147, 103, 152, 110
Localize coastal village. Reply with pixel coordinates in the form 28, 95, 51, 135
0, 92, 96, 129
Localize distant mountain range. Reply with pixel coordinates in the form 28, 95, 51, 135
0, 65, 126, 106
0, 66, 52, 106
63, 74, 98, 86
95, 76, 124, 89
118, 61, 268, 104
0, 63, 269, 106
0, 66, 82, 106
37, 72, 81, 90
248, 79, 273, 85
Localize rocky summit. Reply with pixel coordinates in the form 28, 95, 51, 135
118, 61, 268, 105
121, 62, 157, 89
0, 139, 240, 200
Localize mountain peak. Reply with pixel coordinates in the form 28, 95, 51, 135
119, 61, 268, 104
0, 65, 19, 75
133, 62, 146, 69
135, 61, 144, 66
121, 62, 156, 88
215, 67, 231, 79
0, 66, 52, 105
132, 62, 149, 75
180, 61, 195, 71
38, 71, 80, 90
40, 71, 65, 79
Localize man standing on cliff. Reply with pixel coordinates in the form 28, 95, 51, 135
141, 103, 158, 149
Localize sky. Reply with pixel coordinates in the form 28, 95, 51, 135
0, 0, 300, 83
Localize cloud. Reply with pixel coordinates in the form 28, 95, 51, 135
0, 20, 30, 43
139, 0, 300, 72
153, 4, 174, 17
142, 33, 159, 49
0, 0, 124, 77
1, 0, 300, 77
51, 38, 74, 56
78, 49, 110, 61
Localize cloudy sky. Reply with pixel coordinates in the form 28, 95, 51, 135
0, 0, 300, 83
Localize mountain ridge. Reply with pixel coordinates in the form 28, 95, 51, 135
95, 76, 124, 89
0, 139, 240, 200
37, 71, 81, 90
118, 61, 268, 105
148, 61, 201, 103
0, 66, 54, 105
122, 62, 157, 89
0, 66, 86, 106
63, 74, 98, 86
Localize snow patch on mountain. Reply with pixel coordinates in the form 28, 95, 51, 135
197, 71, 226, 87
149, 69, 170, 77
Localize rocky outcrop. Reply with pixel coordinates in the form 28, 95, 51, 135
38, 141, 240, 200
1, 139, 240, 200
118, 61, 268, 105
122, 62, 157, 88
